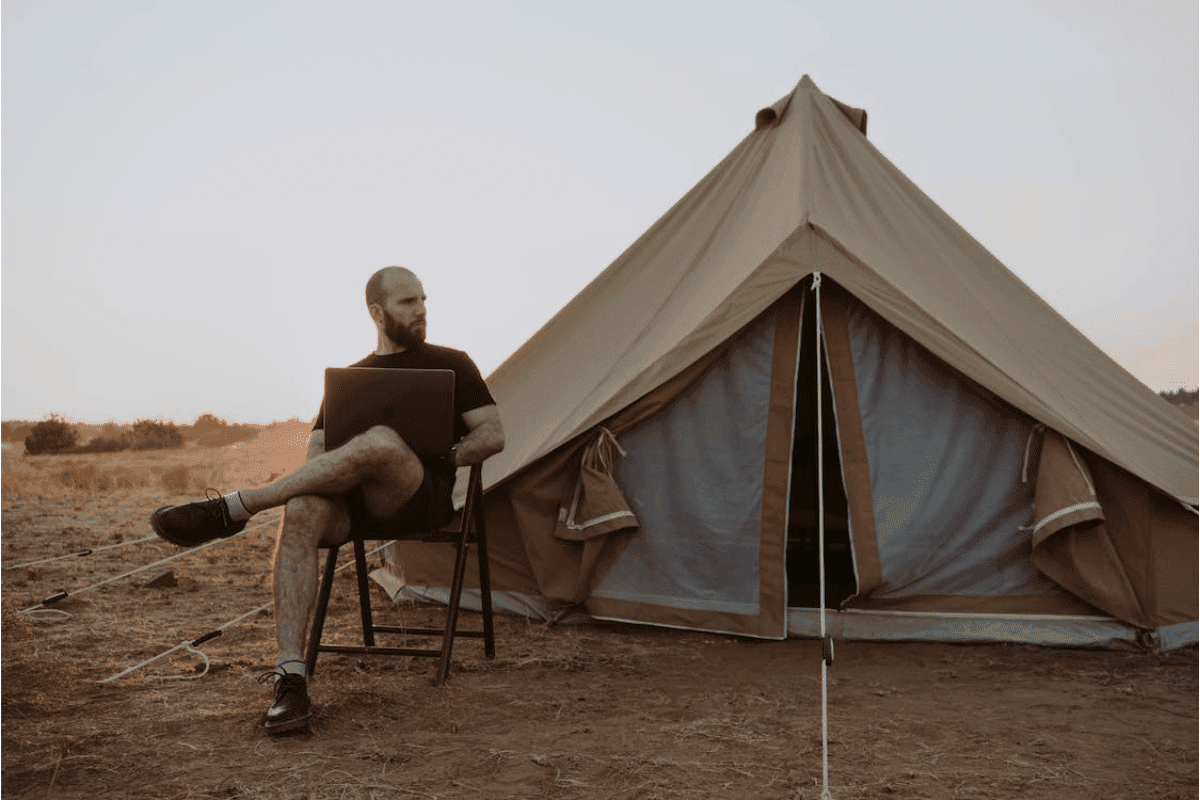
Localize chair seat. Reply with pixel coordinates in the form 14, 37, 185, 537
303, 462, 495, 685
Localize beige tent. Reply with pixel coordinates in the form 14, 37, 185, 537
386, 75, 1197, 649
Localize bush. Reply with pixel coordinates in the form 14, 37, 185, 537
1159, 388, 1199, 406
185, 414, 259, 448
123, 419, 183, 451
73, 437, 128, 454
21, 417, 185, 455
191, 413, 225, 435
24, 416, 78, 455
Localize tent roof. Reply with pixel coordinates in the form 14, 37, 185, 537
481, 75, 1198, 505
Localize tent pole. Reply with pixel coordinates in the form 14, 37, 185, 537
813, 272, 834, 800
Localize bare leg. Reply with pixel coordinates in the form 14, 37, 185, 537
239, 425, 425, 520
272, 495, 351, 666
264, 426, 427, 664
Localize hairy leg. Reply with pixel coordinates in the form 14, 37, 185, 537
265, 426, 427, 665
272, 494, 352, 665
239, 425, 425, 519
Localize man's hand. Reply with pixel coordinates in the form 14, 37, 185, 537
454, 405, 504, 466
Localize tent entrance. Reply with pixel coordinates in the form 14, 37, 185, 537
787, 285, 855, 609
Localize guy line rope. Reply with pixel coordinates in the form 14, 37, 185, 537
813, 272, 835, 800
99, 539, 394, 684
5, 535, 160, 571
15, 510, 284, 618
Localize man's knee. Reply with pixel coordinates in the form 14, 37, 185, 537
282, 495, 349, 545
355, 425, 420, 473
285, 494, 336, 521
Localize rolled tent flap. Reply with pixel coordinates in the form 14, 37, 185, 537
1030, 429, 1106, 542
554, 428, 639, 543
1031, 430, 1199, 629
1030, 430, 1145, 625
529, 428, 641, 606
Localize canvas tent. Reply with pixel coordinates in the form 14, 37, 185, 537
383, 75, 1198, 650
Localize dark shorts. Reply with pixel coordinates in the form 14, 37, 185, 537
347, 460, 455, 532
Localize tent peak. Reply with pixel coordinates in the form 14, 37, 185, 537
754, 75, 868, 135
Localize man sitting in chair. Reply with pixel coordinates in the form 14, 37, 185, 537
149, 265, 504, 735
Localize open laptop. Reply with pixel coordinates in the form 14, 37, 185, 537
322, 368, 456, 457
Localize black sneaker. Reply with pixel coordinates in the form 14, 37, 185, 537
260, 673, 313, 735
149, 490, 247, 547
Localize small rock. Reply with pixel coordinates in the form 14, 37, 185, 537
143, 570, 177, 589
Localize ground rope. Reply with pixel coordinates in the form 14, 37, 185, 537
99, 539, 391, 683
4, 535, 159, 571
16, 510, 283, 616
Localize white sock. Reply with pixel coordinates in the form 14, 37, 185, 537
277, 660, 306, 680
222, 491, 252, 522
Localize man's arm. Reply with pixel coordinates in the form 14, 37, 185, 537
454, 404, 504, 467
306, 428, 327, 461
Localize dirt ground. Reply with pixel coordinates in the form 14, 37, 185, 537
2, 440, 1196, 799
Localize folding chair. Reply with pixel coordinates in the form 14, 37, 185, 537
303, 461, 495, 686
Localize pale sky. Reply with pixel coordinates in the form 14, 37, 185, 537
3, 0, 1197, 424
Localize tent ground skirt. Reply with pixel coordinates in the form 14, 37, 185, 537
377, 579, 1199, 652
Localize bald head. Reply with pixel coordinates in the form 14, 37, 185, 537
365, 266, 419, 311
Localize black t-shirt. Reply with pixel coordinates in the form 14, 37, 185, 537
312, 343, 496, 449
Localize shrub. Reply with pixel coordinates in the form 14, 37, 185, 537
191, 413, 226, 435
73, 437, 128, 454
25, 416, 78, 455
123, 419, 183, 451
1159, 388, 1199, 406
185, 413, 259, 448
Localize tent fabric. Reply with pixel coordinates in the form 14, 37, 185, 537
821, 285, 1108, 620
821, 285, 1196, 628
474, 74, 1195, 507
593, 310, 777, 616
390, 74, 1196, 643
588, 300, 797, 638
391, 301, 781, 609
785, 608, 1194, 650
841, 293, 1068, 602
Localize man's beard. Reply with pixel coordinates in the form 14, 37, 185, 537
383, 310, 426, 350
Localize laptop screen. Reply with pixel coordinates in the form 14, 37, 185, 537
322, 368, 455, 457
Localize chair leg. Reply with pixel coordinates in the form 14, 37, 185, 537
305, 545, 341, 677
352, 538, 375, 647
474, 497, 496, 659
436, 519, 472, 686
306, 464, 496, 685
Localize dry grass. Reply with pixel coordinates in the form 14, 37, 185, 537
3, 447, 216, 498
1, 420, 310, 500
1, 433, 1196, 800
